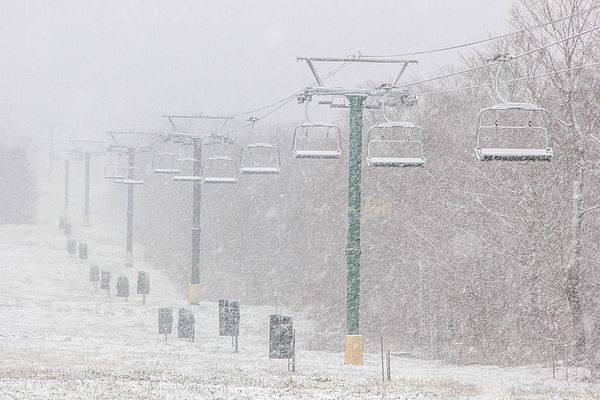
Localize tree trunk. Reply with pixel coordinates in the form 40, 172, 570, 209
566, 175, 586, 360
564, 81, 589, 360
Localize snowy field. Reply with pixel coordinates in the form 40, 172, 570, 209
0, 184, 599, 399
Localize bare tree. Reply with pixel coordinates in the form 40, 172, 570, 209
509, 0, 600, 362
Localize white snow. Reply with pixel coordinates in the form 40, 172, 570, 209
0, 180, 598, 399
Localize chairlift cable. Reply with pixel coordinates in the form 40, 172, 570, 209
223, 96, 298, 137
228, 62, 352, 118
415, 62, 600, 96
165, 9, 599, 137
395, 24, 600, 89
363, 4, 600, 58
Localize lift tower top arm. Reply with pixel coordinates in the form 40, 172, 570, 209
297, 54, 418, 88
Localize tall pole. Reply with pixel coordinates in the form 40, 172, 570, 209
125, 148, 134, 268
189, 138, 202, 304
83, 152, 91, 226
345, 94, 365, 365
63, 159, 70, 220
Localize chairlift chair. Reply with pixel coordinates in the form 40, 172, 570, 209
240, 143, 281, 174
202, 156, 238, 183
293, 123, 342, 158
366, 122, 426, 167
366, 93, 426, 167
202, 136, 239, 184
152, 152, 180, 174
118, 166, 145, 185
163, 116, 238, 183
475, 56, 554, 162
292, 102, 342, 159
475, 103, 553, 161
104, 152, 124, 180
172, 157, 202, 182
239, 118, 281, 175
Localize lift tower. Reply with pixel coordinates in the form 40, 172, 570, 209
71, 140, 106, 226
158, 114, 234, 305
296, 54, 417, 365
105, 131, 155, 268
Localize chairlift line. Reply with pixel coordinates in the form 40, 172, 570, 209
219, 61, 353, 138
415, 62, 600, 97
363, 3, 600, 58
172, 157, 203, 182
225, 61, 353, 124
395, 24, 600, 90
104, 133, 155, 186
109, 163, 145, 185
202, 138, 239, 184
152, 152, 180, 175
224, 9, 600, 136
240, 117, 282, 175
366, 94, 426, 167
475, 60, 554, 162
160, 114, 239, 184
103, 152, 124, 180
292, 102, 342, 159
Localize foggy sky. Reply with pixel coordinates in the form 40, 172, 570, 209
0, 1, 514, 147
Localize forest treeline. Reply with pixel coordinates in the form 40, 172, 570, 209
117, 0, 600, 369
0, 141, 36, 224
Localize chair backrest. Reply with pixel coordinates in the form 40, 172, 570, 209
202, 156, 238, 184
240, 143, 281, 174
366, 122, 425, 167
292, 123, 342, 159
475, 105, 552, 161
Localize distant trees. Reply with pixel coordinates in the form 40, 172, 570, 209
504, 0, 600, 367
0, 141, 36, 224
128, 0, 600, 369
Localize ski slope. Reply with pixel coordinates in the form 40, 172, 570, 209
0, 183, 598, 399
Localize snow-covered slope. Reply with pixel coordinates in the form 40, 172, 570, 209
0, 177, 597, 399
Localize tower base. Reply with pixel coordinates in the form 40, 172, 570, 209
188, 284, 201, 305
345, 335, 364, 365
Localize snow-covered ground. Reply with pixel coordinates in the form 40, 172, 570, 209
1, 178, 599, 399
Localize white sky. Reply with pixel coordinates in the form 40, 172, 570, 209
0, 0, 515, 146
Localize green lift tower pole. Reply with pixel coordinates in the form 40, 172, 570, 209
345, 95, 365, 365
162, 114, 233, 305
189, 138, 202, 304
296, 54, 417, 367
72, 140, 107, 227
83, 153, 91, 226
106, 131, 156, 268
125, 148, 134, 268
346, 95, 365, 334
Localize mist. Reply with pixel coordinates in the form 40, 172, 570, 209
1, 0, 512, 146
2, 1, 600, 399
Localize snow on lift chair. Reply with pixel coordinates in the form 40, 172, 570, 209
202, 135, 239, 184
104, 151, 124, 180
366, 93, 426, 167
152, 152, 180, 175
475, 55, 553, 161
120, 166, 145, 185
172, 157, 202, 182
292, 102, 342, 159
239, 117, 281, 174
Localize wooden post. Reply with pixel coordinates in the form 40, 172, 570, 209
380, 336, 385, 382
386, 349, 391, 381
